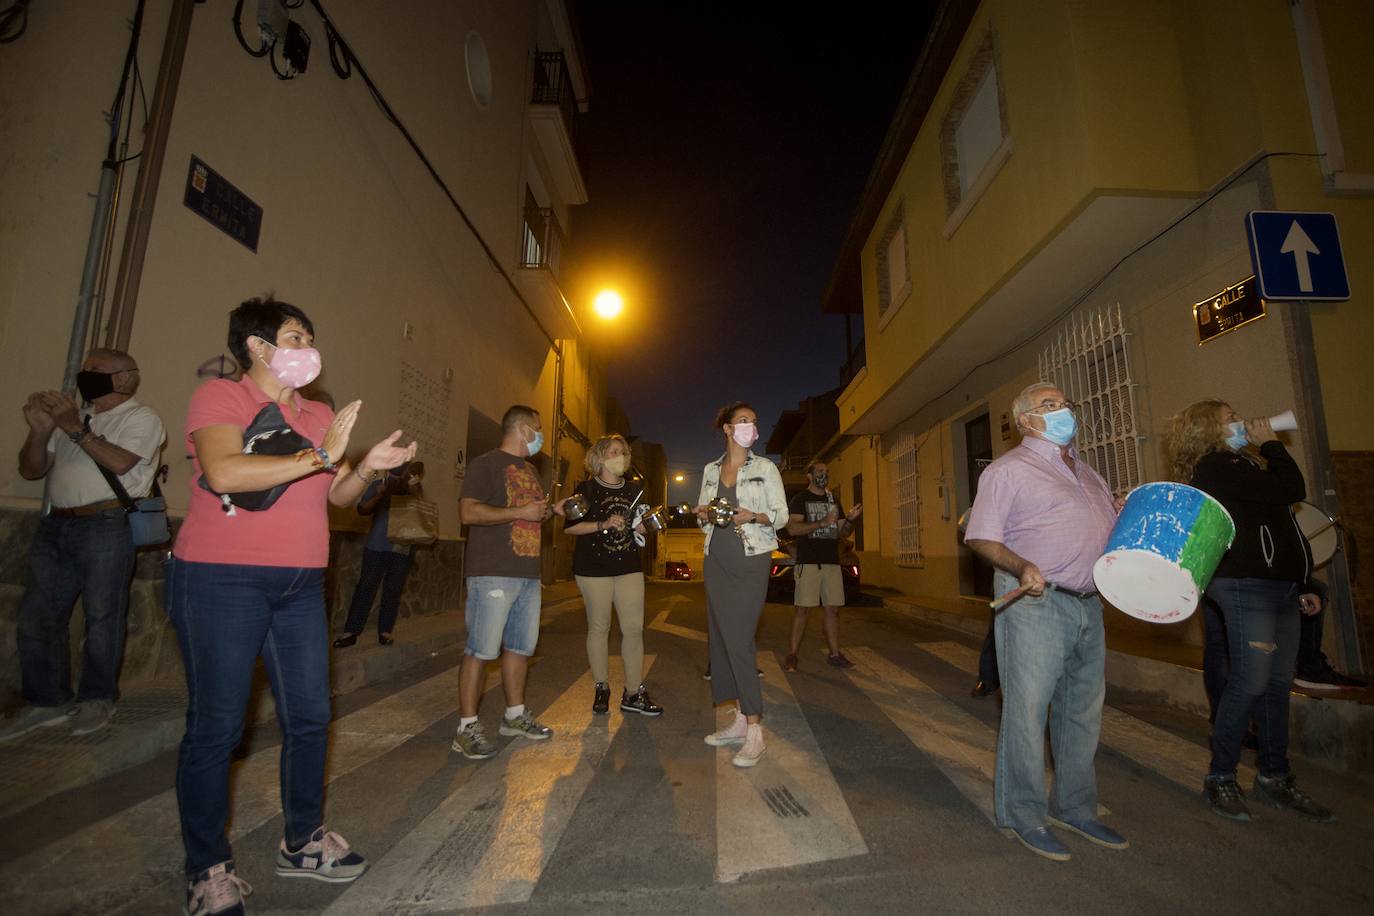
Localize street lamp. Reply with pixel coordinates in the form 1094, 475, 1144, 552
593, 289, 623, 320
673, 473, 685, 483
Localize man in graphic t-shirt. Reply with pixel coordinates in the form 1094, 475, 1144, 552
451, 405, 568, 760
783, 461, 861, 671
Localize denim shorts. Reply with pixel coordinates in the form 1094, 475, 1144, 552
465, 576, 542, 659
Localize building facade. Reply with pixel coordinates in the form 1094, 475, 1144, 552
819, 0, 1372, 666
0, 0, 611, 695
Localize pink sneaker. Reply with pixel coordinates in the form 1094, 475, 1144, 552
704, 709, 748, 746
185, 861, 251, 915
732, 724, 766, 767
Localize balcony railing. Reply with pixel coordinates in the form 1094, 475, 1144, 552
840, 343, 867, 387
531, 50, 577, 140
521, 204, 564, 279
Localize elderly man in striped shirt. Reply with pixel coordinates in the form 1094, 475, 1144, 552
964, 381, 1127, 862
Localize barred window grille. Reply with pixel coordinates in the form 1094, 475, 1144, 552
893, 433, 922, 567
1038, 303, 1142, 495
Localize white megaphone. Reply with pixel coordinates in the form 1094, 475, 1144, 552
1268, 410, 1298, 432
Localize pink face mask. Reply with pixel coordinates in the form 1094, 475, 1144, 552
257, 338, 322, 389
730, 421, 759, 448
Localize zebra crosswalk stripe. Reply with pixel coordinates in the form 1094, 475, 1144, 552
713, 652, 868, 883
2, 666, 502, 916
911, 640, 1255, 789
325, 656, 655, 914
844, 646, 1003, 825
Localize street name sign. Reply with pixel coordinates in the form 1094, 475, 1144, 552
1245, 210, 1350, 301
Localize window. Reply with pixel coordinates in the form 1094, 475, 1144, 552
1038, 304, 1143, 496
465, 32, 493, 109
893, 433, 922, 567
955, 68, 1003, 198
875, 205, 910, 318
940, 26, 1012, 232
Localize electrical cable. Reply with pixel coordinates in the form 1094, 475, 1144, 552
0, 0, 29, 44
232, 0, 270, 57
896, 150, 1326, 425
305, 0, 559, 349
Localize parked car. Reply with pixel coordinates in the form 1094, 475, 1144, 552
665, 560, 692, 581
766, 536, 861, 605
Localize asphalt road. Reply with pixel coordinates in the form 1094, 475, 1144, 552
4, 580, 1371, 914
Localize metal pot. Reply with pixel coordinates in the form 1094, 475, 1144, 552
563, 493, 589, 522
708, 497, 735, 528
640, 506, 670, 532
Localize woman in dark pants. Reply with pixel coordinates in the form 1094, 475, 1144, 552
1165, 399, 1332, 824
168, 296, 416, 915
694, 402, 789, 768
335, 461, 425, 647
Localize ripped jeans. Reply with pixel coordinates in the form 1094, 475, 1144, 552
1206, 577, 1300, 778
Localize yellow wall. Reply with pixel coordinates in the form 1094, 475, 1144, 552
846, 0, 1372, 453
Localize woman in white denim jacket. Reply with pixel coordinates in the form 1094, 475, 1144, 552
694, 402, 789, 767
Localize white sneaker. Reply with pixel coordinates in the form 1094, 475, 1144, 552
70, 700, 115, 737
732, 724, 766, 767
704, 709, 748, 746
0, 704, 73, 742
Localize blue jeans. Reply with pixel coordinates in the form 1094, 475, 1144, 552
464, 576, 541, 659
342, 548, 413, 636
166, 558, 331, 876
16, 510, 135, 705
992, 571, 1105, 830
1206, 577, 1299, 778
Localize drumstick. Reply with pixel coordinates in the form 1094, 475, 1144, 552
989, 582, 1057, 612
1303, 518, 1339, 539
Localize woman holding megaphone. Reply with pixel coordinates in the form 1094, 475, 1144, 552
694, 402, 788, 768
1165, 400, 1332, 825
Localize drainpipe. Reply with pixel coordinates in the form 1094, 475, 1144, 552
104, 0, 195, 350
62, 0, 148, 388
546, 340, 563, 585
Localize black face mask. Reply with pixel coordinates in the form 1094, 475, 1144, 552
812, 473, 828, 488
76, 371, 117, 402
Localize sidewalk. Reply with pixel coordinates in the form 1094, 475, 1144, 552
0, 583, 586, 819
882, 594, 1374, 774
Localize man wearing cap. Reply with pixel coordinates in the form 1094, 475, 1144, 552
964, 381, 1125, 861
1, 349, 165, 741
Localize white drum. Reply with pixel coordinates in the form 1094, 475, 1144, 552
1294, 501, 1338, 567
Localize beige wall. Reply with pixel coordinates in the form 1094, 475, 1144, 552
1, 1, 603, 547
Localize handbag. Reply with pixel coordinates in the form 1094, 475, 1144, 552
92, 451, 171, 547
196, 402, 311, 513
387, 495, 439, 546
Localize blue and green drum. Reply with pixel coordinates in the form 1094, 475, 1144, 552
1092, 482, 1235, 623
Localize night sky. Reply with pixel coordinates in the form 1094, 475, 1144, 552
566, 3, 936, 477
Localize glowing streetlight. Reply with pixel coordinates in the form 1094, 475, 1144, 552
673, 473, 685, 483
593, 289, 624, 320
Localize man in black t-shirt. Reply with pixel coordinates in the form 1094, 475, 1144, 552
783, 461, 861, 671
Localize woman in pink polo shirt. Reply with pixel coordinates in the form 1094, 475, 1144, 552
167, 297, 415, 915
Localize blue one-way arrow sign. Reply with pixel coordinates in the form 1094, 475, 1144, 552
1245, 211, 1350, 301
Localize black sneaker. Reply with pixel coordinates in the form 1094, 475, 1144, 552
1252, 772, 1336, 822
620, 685, 663, 717
592, 681, 610, 715
1203, 774, 1251, 821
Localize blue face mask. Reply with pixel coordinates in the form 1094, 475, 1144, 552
1038, 408, 1077, 446
1224, 420, 1248, 450
525, 428, 544, 456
